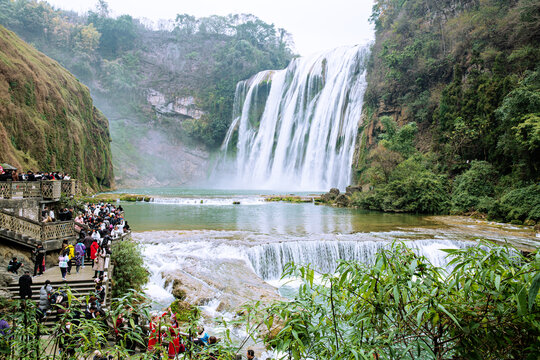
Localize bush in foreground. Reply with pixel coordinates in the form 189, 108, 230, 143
111, 238, 149, 297
255, 242, 540, 359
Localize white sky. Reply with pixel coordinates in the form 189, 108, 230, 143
45, 0, 375, 56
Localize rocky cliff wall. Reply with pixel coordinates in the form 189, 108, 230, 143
0, 26, 114, 192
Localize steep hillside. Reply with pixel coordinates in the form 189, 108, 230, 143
0, 25, 113, 191
352, 0, 540, 222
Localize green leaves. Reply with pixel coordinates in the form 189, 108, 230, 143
529, 272, 540, 311
260, 241, 540, 359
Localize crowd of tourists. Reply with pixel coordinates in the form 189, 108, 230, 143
4, 200, 264, 359
0, 166, 71, 182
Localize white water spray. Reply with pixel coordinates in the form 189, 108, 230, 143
219, 45, 369, 191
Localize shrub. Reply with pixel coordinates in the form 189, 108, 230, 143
489, 184, 540, 222
111, 238, 149, 297
450, 161, 497, 213
354, 155, 450, 214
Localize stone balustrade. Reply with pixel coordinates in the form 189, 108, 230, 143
0, 210, 76, 248
0, 179, 78, 200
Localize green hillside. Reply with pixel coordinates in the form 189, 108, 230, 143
353, 0, 540, 223
0, 25, 113, 191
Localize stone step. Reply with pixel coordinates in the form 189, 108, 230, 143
7, 282, 98, 292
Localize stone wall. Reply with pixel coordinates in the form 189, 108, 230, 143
0, 199, 40, 221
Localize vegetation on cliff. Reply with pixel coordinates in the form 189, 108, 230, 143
0, 25, 113, 191
354, 0, 540, 223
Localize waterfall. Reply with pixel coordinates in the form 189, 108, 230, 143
220, 45, 369, 191
246, 239, 470, 280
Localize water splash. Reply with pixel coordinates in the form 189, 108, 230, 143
218, 45, 369, 191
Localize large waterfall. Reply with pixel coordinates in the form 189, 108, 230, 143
220, 45, 369, 191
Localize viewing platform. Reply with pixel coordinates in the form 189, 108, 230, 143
0, 179, 79, 201
0, 179, 80, 251
0, 209, 76, 250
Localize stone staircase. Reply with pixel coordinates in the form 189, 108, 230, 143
5, 259, 112, 327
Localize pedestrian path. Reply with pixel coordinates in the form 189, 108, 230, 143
6, 257, 112, 309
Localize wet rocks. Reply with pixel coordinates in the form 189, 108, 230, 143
161, 257, 281, 314
321, 188, 340, 202
335, 194, 350, 207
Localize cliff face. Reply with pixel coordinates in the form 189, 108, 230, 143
0, 26, 113, 191
355, 0, 539, 181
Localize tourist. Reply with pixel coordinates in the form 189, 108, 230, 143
247, 349, 258, 360
66, 241, 75, 275
91, 229, 101, 243
18, 270, 33, 300
167, 314, 184, 359
58, 250, 69, 281
75, 238, 86, 273
90, 238, 99, 267
38, 280, 53, 317
111, 225, 123, 239
74, 213, 84, 232
84, 232, 94, 260
95, 284, 106, 304
93, 245, 106, 279
7, 257, 23, 274
194, 326, 209, 346
32, 243, 46, 276
0, 317, 9, 335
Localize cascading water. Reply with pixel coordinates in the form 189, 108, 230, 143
247, 239, 469, 281
219, 45, 369, 191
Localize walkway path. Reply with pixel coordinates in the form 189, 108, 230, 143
6, 256, 112, 306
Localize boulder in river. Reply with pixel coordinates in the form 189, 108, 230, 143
335, 194, 350, 207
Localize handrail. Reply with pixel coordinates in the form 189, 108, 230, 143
0, 209, 42, 226
0, 179, 78, 199
0, 209, 76, 242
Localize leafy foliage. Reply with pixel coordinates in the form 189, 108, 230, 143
111, 238, 149, 297
354, 154, 449, 214
256, 242, 540, 359
450, 161, 497, 213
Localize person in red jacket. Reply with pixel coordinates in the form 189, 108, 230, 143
168, 314, 185, 359
90, 239, 99, 267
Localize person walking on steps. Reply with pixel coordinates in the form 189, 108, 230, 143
32, 243, 46, 276
93, 245, 106, 279
59, 250, 69, 281
74, 239, 86, 273
19, 271, 33, 300
66, 242, 75, 275
90, 239, 99, 268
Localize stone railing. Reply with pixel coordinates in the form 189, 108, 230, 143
0, 210, 42, 240
0, 210, 76, 246
0, 179, 78, 200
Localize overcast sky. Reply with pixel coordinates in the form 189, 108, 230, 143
45, 0, 375, 56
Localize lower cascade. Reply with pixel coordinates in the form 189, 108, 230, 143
219, 45, 369, 191
247, 239, 469, 281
